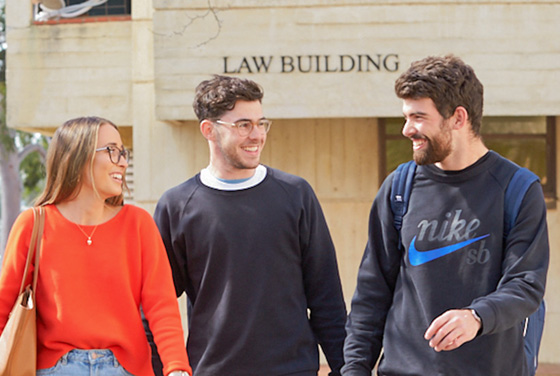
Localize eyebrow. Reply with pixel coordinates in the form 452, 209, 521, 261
100, 142, 124, 148
232, 116, 267, 122
403, 111, 428, 118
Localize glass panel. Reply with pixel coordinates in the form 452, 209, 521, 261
387, 116, 547, 135
65, 0, 131, 16
386, 139, 412, 174
482, 117, 547, 134
485, 139, 547, 184
384, 117, 548, 177
385, 118, 404, 136
383, 116, 553, 202
386, 137, 547, 182
90, 0, 131, 16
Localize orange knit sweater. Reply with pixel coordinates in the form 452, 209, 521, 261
0, 204, 191, 376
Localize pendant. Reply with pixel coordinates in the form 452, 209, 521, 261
76, 223, 98, 246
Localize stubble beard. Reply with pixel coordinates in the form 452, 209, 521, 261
218, 138, 261, 171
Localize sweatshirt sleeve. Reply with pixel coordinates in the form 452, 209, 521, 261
0, 209, 35, 334
137, 209, 192, 376
468, 181, 549, 334
153, 190, 190, 298
299, 181, 347, 376
342, 176, 401, 376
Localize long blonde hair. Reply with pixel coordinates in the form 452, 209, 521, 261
35, 116, 127, 207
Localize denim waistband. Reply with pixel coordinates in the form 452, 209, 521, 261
60, 349, 119, 367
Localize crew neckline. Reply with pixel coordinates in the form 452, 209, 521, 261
200, 165, 267, 191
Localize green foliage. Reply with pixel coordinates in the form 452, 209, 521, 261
0, 4, 12, 156
20, 135, 48, 205
0, 4, 5, 83
0, 83, 16, 156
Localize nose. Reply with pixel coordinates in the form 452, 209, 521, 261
402, 119, 415, 138
117, 155, 129, 168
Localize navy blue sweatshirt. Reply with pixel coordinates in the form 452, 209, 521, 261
154, 166, 347, 376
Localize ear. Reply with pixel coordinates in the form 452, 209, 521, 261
451, 106, 469, 130
200, 119, 215, 141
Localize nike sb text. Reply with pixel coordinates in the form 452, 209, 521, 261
466, 240, 491, 264
417, 209, 480, 242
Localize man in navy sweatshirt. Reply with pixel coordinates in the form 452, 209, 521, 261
151, 75, 347, 376
342, 55, 549, 376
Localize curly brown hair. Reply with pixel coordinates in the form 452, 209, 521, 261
395, 55, 484, 136
193, 75, 264, 122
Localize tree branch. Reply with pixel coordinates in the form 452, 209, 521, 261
18, 143, 47, 165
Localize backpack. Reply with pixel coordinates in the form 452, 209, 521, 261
390, 160, 545, 376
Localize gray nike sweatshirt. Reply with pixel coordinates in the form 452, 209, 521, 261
343, 151, 549, 376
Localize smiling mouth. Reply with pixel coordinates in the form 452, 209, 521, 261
410, 134, 427, 150
412, 139, 426, 150
243, 146, 259, 152
110, 173, 123, 182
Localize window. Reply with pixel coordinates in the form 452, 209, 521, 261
379, 116, 557, 204
34, 0, 131, 22
124, 150, 134, 203
66, 0, 130, 16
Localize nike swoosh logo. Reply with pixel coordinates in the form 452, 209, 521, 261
408, 234, 490, 266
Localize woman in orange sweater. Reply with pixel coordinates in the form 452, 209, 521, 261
0, 117, 191, 376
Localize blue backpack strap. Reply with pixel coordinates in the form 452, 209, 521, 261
524, 301, 546, 376
504, 167, 543, 376
390, 161, 417, 248
504, 167, 539, 237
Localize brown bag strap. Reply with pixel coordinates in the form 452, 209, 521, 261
32, 207, 45, 293
18, 206, 45, 296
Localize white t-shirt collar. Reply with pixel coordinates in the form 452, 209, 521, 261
200, 164, 267, 191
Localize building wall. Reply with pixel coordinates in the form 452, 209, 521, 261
262, 118, 379, 302
6, 1, 132, 130
5, 0, 560, 365
543, 124, 560, 361
152, 0, 560, 120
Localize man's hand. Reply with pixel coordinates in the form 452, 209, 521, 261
424, 309, 481, 352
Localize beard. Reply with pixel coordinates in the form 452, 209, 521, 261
412, 119, 453, 165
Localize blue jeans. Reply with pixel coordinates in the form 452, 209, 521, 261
36, 349, 133, 376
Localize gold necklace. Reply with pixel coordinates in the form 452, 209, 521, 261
75, 223, 99, 246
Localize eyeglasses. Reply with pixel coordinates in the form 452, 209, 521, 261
95, 146, 130, 164
214, 119, 272, 137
